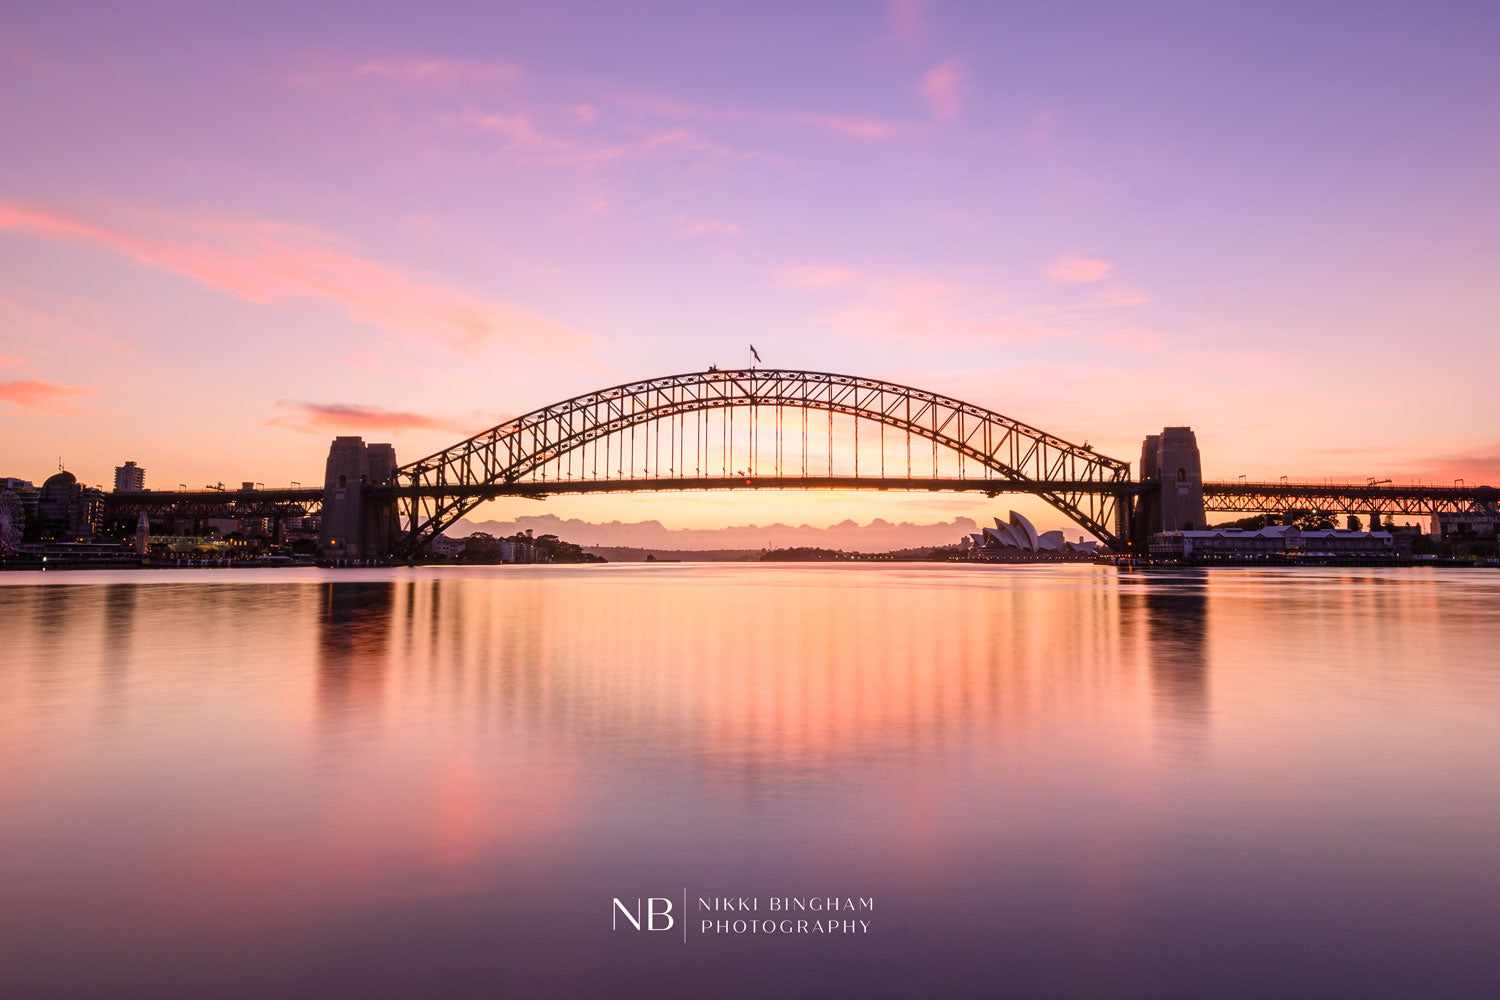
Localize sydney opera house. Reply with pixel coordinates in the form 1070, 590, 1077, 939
964, 510, 1099, 560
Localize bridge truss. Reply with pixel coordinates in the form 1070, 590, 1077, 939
1202, 481, 1498, 521
104, 488, 323, 521
391, 369, 1133, 556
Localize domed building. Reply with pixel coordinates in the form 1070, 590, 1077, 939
964, 510, 1098, 560
35, 470, 102, 540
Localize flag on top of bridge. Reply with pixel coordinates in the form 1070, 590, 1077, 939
750, 344, 761, 364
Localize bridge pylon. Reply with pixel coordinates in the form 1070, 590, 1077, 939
1133, 427, 1207, 550
318, 436, 399, 561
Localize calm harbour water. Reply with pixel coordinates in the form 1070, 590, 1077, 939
2, 564, 1498, 998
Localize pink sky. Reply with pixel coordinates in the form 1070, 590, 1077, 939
2, 1, 1497, 535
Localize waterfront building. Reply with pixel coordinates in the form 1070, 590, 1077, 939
147, 534, 257, 555
1430, 510, 1500, 539
427, 535, 464, 558
0, 491, 24, 554
4, 540, 138, 566
500, 538, 540, 563
113, 461, 146, 492
456, 533, 541, 563
1149, 524, 1413, 561
1, 481, 39, 548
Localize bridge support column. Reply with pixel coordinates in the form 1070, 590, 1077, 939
318, 437, 398, 561
1133, 434, 1161, 553
1158, 428, 1207, 532
1114, 489, 1137, 554
1133, 427, 1207, 547
362, 443, 400, 559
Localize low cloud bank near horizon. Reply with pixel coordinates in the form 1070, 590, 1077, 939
449, 512, 981, 552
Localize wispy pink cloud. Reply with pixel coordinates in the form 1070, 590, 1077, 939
445, 110, 628, 170
825, 280, 1072, 346
884, 0, 926, 46
0, 200, 595, 359
1023, 286, 1150, 326
934, 209, 984, 232
1172, 347, 1283, 367
1024, 108, 1061, 152
783, 265, 858, 289
1094, 329, 1167, 353
610, 90, 898, 140
268, 400, 474, 435
444, 110, 756, 181
0, 354, 23, 366
1023, 109, 1115, 203
1401, 443, 1500, 484
438, 109, 627, 212
0, 290, 144, 358
671, 215, 743, 239
921, 61, 962, 120
1086, 287, 1149, 309
647, 128, 745, 159
1048, 251, 1112, 283
294, 60, 764, 217
288, 57, 523, 95
355, 58, 523, 86
0, 378, 93, 415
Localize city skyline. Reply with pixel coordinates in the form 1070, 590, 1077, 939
3, 1, 1498, 534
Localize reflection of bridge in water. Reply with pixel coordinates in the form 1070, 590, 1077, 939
103, 368, 1499, 558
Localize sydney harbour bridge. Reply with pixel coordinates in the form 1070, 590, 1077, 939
102, 368, 1498, 558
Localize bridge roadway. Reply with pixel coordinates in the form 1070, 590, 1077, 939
102, 480, 1118, 511
105, 479, 1499, 511
370, 477, 1130, 499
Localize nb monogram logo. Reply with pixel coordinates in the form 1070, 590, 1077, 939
611, 897, 675, 932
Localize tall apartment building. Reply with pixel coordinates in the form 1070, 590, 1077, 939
113, 461, 145, 492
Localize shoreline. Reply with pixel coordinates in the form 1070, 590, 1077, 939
2, 557, 1496, 573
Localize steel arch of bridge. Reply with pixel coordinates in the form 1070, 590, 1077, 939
391, 369, 1133, 556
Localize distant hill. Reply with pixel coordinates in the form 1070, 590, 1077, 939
581, 547, 762, 562
449, 512, 979, 553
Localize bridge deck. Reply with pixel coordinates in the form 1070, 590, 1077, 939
107, 488, 323, 504
369, 477, 1133, 499
102, 480, 1498, 505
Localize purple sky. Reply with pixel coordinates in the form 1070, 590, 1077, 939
2, 0, 1497, 534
